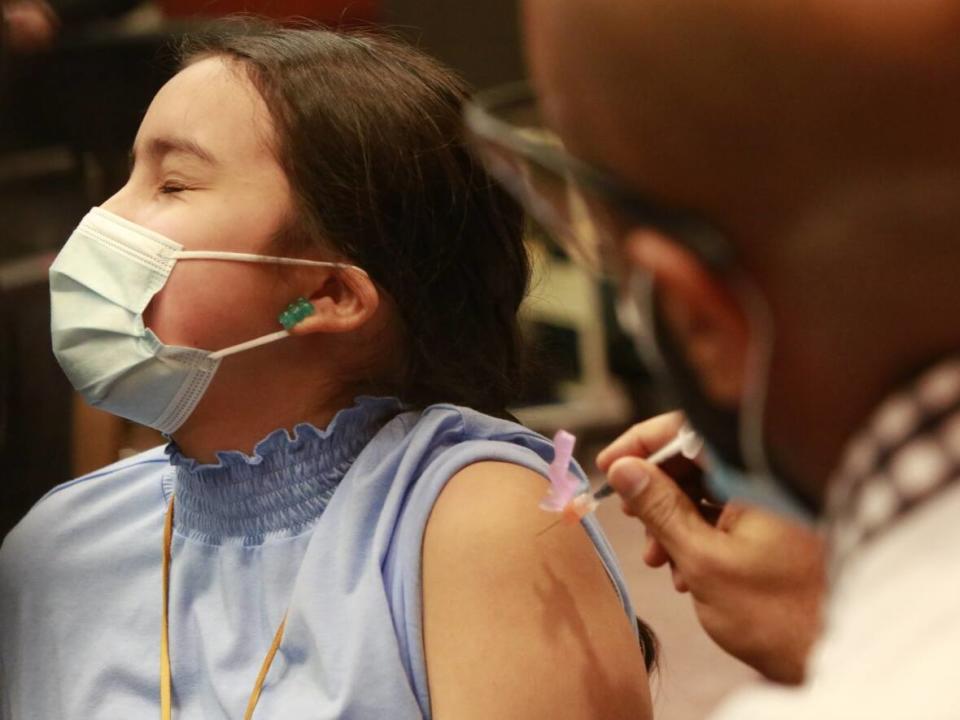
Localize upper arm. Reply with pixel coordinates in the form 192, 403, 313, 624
421, 461, 653, 720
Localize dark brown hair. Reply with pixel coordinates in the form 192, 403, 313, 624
179, 20, 661, 674
179, 21, 529, 416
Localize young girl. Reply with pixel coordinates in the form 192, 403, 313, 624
0, 23, 653, 719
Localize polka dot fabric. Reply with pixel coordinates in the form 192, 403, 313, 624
826, 358, 960, 575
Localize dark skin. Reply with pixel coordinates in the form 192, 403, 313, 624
524, 0, 960, 502
598, 411, 824, 684
523, 0, 960, 683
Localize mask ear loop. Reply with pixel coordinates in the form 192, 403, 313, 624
617, 270, 667, 376
168, 252, 368, 361
729, 271, 777, 484
171, 250, 369, 276
622, 265, 783, 491
208, 329, 291, 360
730, 275, 819, 520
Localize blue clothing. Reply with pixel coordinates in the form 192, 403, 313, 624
0, 397, 635, 719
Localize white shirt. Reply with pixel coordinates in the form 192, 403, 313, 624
715, 357, 960, 719
714, 484, 960, 719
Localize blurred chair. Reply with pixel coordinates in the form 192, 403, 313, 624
513, 240, 633, 434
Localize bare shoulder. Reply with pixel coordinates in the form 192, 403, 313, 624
422, 461, 652, 720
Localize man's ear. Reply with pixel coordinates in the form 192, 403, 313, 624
289, 267, 380, 336
624, 229, 749, 404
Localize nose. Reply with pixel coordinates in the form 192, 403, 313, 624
99, 181, 135, 221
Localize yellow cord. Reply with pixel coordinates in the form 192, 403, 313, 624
243, 617, 288, 720
160, 497, 174, 720
161, 496, 287, 720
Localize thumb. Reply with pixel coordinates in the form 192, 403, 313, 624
607, 455, 711, 566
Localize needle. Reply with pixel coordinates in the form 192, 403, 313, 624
535, 424, 703, 535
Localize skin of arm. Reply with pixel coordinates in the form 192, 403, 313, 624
422, 461, 653, 720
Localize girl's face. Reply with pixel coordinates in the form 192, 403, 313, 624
102, 56, 299, 353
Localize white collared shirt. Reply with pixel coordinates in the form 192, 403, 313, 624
714, 483, 960, 719
714, 357, 960, 719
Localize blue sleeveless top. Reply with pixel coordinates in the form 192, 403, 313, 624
0, 397, 635, 719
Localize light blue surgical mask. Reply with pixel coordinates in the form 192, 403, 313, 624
50, 207, 365, 434
703, 444, 812, 520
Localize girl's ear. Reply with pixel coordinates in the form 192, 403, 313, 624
624, 229, 749, 404
288, 267, 380, 335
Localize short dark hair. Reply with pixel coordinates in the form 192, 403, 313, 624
179, 21, 529, 416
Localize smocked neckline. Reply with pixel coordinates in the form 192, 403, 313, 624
164, 396, 404, 543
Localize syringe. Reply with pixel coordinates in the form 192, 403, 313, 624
538, 424, 703, 533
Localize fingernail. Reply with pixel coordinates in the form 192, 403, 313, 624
611, 459, 650, 500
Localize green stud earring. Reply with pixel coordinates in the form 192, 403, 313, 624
278, 297, 315, 330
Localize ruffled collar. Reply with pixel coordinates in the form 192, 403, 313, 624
164, 396, 404, 543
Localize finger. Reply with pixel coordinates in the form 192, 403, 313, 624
670, 564, 690, 593
714, 500, 749, 533
596, 411, 685, 472
643, 534, 671, 568
608, 455, 713, 566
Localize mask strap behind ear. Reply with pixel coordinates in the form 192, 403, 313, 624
619, 271, 668, 376
208, 330, 290, 360
177, 251, 366, 361
175, 252, 367, 361
731, 271, 777, 480
171, 250, 368, 276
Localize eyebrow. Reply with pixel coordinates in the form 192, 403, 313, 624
129, 136, 219, 168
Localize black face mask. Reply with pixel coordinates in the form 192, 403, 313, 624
649, 290, 818, 514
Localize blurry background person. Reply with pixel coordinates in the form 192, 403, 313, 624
1, 0, 58, 52
467, 0, 960, 716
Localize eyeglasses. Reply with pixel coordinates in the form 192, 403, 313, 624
463, 82, 735, 278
